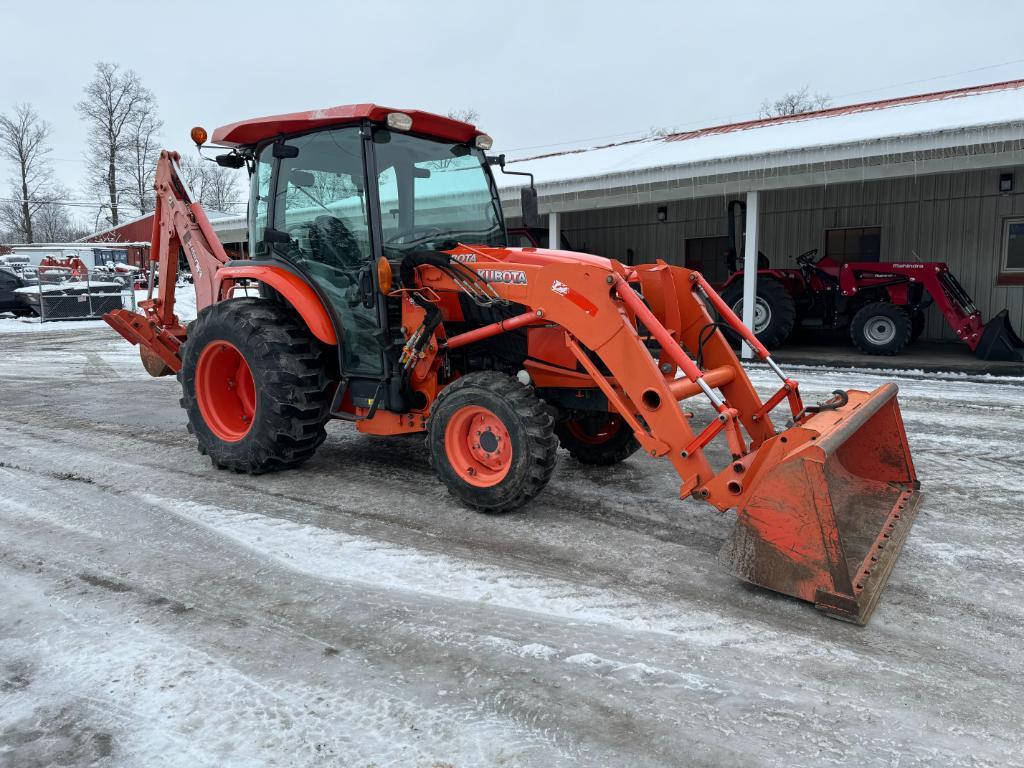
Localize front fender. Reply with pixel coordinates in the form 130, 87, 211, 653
215, 265, 338, 345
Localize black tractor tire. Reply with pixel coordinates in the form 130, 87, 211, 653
850, 302, 913, 356
428, 371, 558, 513
720, 277, 796, 349
910, 310, 926, 343
555, 413, 640, 465
179, 298, 331, 473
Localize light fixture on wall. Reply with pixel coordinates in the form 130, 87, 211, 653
656, 206, 668, 222
999, 172, 1014, 193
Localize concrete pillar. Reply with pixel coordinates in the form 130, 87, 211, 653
548, 211, 560, 250
741, 190, 759, 359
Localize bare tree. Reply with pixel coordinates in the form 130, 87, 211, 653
759, 86, 832, 118
77, 62, 160, 226
33, 185, 87, 242
178, 156, 243, 214
120, 108, 162, 215
447, 108, 481, 124
0, 103, 56, 243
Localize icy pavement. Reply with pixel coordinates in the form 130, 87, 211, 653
1, 328, 1023, 767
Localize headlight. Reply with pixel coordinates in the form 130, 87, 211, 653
386, 112, 413, 131
474, 134, 493, 151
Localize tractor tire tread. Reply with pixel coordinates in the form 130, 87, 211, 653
428, 371, 557, 514
178, 298, 331, 473
720, 277, 796, 349
850, 302, 913, 356
554, 419, 641, 466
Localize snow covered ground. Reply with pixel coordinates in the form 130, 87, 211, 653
1, 326, 1023, 767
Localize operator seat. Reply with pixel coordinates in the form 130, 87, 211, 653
308, 215, 362, 270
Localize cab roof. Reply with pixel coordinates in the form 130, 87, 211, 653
211, 104, 483, 148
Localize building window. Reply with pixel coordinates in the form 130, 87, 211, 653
1004, 219, 1024, 271
685, 235, 731, 284
997, 218, 1024, 286
825, 226, 881, 264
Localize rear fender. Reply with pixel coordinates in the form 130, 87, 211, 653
215, 265, 338, 345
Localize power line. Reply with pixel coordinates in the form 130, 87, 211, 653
503, 58, 1024, 156
0, 197, 113, 209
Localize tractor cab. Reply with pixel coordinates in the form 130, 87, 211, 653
213, 106, 507, 406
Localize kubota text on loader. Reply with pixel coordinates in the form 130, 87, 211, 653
104, 105, 922, 624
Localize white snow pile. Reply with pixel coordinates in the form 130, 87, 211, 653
14, 281, 122, 294
0, 286, 205, 333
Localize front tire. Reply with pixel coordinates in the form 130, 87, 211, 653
179, 298, 331, 473
850, 302, 912, 355
555, 413, 640, 465
428, 371, 558, 513
720, 277, 796, 349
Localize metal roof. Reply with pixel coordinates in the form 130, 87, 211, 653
492, 79, 1024, 214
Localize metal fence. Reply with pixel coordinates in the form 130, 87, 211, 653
16, 268, 137, 322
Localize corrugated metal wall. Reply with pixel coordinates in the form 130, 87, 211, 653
556, 166, 1024, 341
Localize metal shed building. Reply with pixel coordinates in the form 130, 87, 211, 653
491, 79, 1024, 351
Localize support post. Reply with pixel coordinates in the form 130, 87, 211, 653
548, 211, 560, 250
741, 190, 759, 359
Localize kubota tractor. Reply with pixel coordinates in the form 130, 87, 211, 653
718, 200, 1024, 358
105, 105, 922, 624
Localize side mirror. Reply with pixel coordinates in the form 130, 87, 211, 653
490, 154, 542, 228
520, 187, 540, 228
215, 153, 245, 169
272, 141, 299, 159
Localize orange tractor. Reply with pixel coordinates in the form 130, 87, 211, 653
105, 105, 921, 624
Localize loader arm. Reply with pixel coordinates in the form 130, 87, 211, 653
404, 246, 921, 623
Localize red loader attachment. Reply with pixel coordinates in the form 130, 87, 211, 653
976, 309, 1024, 361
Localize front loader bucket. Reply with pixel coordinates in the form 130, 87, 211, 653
975, 309, 1024, 361
718, 383, 922, 624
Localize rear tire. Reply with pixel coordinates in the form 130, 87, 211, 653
555, 413, 640, 465
720, 277, 796, 349
179, 298, 331, 473
428, 371, 558, 513
850, 302, 912, 356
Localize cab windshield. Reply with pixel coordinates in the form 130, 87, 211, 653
373, 130, 505, 254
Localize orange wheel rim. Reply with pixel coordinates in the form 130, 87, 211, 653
195, 340, 256, 442
565, 414, 622, 445
444, 405, 512, 487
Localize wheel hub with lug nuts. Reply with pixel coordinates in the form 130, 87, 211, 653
732, 297, 772, 334
445, 405, 513, 487
865, 316, 897, 345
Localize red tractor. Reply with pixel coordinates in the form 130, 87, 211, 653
718, 201, 1024, 359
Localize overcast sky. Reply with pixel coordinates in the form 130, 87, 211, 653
3, 0, 1024, 219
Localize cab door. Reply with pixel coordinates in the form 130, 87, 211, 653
258, 127, 385, 377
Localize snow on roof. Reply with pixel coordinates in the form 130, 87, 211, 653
494, 79, 1024, 190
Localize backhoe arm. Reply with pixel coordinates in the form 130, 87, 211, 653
104, 150, 230, 376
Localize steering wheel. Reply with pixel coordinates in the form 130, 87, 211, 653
385, 226, 446, 246
796, 248, 819, 267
